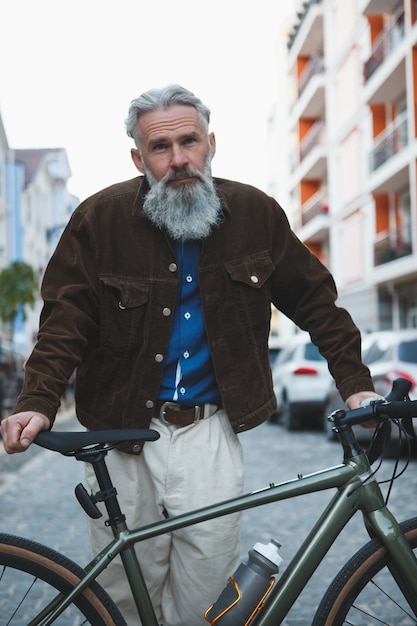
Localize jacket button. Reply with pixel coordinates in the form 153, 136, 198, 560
145, 400, 154, 408
162, 307, 171, 316
250, 275, 259, 284
132, 443, 142, 453
155, 354, 164, 362
169, 263, 177, 272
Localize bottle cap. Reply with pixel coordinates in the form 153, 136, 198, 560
253, 540, 283, 567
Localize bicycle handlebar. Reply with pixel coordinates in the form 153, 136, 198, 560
331, 378, 417, 429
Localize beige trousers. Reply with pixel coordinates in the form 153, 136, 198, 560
84, 408, 244, 626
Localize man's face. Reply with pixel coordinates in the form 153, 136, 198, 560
130, 104, 216, 183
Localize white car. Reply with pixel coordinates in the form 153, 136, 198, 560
361, 330, 417, 400
324, 329, 417, 453
271, 333, 331, 430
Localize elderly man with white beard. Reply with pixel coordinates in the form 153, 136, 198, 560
1, 84, 380, 626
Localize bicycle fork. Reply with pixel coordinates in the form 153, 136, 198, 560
361, 481, 417, 617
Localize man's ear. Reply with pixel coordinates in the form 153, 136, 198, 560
131, 148, 145, 174
209, 132, 216, 159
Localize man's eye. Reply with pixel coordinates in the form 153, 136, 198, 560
183, 137, 196, 145
153, 143, 167, 151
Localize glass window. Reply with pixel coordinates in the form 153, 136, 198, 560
304, 343, 326, 361
398, 340, 417, 363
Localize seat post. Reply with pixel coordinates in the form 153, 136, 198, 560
88, 451, 127, 531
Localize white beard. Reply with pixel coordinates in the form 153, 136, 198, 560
142, 159, 222, 241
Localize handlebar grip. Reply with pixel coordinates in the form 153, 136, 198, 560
375, 400, 417, 420
332, 378, 416, 428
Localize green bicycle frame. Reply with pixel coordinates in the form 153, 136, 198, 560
32, 451, 417, 626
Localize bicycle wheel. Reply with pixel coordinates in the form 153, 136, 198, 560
0, 532, 126, 625
312, 516, 417, 626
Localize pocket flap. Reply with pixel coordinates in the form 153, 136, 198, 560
225, 254, 274, 289
100, 275, 149, 308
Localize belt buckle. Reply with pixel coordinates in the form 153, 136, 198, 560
159, 401, 177, 425
193, 405, 202, 422
159, 402, 202, 425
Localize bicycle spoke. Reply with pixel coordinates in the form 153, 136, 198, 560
5, 572, 38, 625
1, 565, 89, 625
313, 520, 417, 626
347, 603, 392, 624
346, 574, 417, 625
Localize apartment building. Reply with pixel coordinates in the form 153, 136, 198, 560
281, 0, 417, 333
0, 104, 78, 350
9, 148, 78, 348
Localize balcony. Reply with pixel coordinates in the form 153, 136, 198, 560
374, 228, 412, 266
298, 53, 324, 96
300, 121, 324, 160
362, 0, 401, 15
364, 8, 405, 82
287, 0, 324, 55
369, 112, 408, 172
297, 189, 328, 229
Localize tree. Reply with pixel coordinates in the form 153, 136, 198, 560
0, 261, 38, 325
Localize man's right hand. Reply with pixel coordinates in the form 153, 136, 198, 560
0, 412, 50, 454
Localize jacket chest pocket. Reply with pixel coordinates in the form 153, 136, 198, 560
224, 253, 274, 320
225, 253, 274, 290
99, 275, 149, 354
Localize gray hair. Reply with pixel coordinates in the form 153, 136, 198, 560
125, 84, 211, 146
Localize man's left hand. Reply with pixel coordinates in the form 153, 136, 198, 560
345, 391, 384, 410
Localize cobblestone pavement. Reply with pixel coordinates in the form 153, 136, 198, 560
0, 409, 416, 624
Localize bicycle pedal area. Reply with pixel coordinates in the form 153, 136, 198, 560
1, 410, 417, 625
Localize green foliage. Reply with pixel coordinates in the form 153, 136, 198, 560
0, 261, 38, 324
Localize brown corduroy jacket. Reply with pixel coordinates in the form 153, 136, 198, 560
14, 176, 374, 451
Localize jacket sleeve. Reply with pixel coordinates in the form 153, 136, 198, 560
270, 206, 374, 401
12, 207, 100, 424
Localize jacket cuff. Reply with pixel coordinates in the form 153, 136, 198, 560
337, 376, 375, 403
10, 399, 57, 428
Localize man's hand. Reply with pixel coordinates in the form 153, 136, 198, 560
345, 391, 385, 428
0, 412, 50, 454
345, 391, 384, 410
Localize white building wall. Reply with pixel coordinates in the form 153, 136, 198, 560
272, 0, 417, 335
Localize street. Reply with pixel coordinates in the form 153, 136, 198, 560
1, 410, 417, 625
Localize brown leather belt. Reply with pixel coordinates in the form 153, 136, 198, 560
156, 401, 220, 426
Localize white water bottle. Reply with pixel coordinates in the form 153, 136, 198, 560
205, 539, 283, 625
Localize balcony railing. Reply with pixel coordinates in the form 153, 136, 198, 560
300, 121, 324, 161
364, 8, 405, 81
287, 0, 323, 51
298, 53, 324, 96
369, 111, 408, 171
295, 190, 328, 229
374, 228, 412, 265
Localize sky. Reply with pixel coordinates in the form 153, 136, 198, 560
0, 0, 296, 202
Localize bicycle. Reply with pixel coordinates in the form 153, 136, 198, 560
1, 378, 417, 625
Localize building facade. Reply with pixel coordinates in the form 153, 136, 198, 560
280, 0, 417, 334
0, 109, 77, 352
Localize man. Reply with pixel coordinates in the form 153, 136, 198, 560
0, 85, 380, 625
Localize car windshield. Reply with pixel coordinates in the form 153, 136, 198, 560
398, 340, 417, 363
362, 342, 387, 364
304, 343, 325, 361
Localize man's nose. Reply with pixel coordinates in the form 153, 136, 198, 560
170, 145, 188, 168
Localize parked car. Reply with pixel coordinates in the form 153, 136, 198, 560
323, 329, 417, 452
271, 333, 332, 430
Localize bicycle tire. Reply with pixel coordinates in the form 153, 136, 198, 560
0, 532, 127, 625
312, 516, 417, 626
